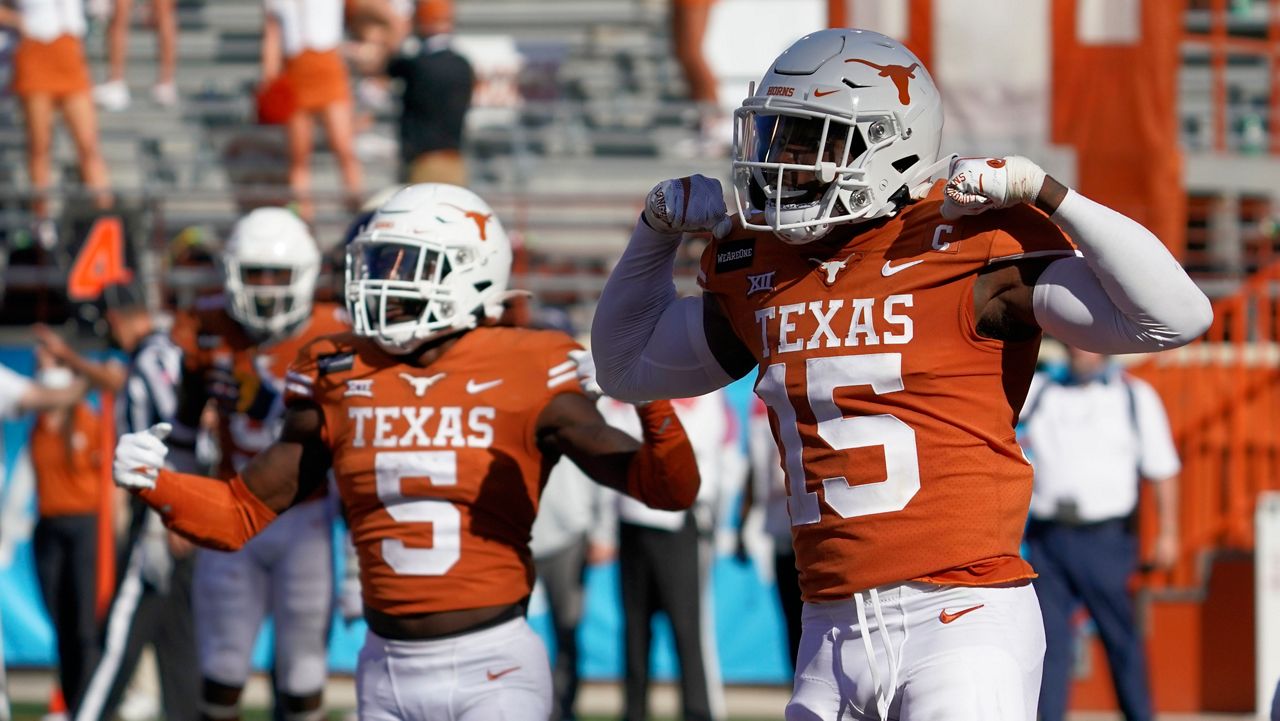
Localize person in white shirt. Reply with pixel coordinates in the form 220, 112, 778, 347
595, 390, 744, 721
529, 458, 611, 721
0, 362, 91, 721
0, 0, 110, 216
1018, 346, 1180, 721
734, 396, 801, 670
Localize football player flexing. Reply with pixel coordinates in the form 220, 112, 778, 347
114, 184, 700, 721
590, 29, 1212, 721
165, 207, 347, 721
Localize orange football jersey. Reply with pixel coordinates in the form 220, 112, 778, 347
283, 326, 586, 616
700, 186, 1076, 602
171, 296, 349, 477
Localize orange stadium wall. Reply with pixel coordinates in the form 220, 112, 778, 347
1050, 0, 1187, 257
1068, 556, 1255, 713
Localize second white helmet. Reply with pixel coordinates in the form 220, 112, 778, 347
223, 207, 320, 337
732, 28, 946, 244
345, 184, 514, 354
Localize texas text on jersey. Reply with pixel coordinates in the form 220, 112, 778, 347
283, 325, 590, 616
699, 183, 1076, 602
171, 296, 349, 476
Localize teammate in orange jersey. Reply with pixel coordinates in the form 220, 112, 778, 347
112, 184, 700, 721
165, 207, 345, 721
590, 28, 1213, 721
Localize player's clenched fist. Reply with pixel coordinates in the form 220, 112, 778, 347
941, 155, 1047, 219
643, 174, 734, 238
114, 422, 172, 490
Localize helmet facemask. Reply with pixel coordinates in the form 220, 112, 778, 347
733, 100, 914, 244
224, 258, 318, 338
345, 236, 501, 355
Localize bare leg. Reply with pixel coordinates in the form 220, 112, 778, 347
60, 92, 112, 208
287, 111, 316, 221
671, 0, 718, 105
21, 93, 55, 217
106, 0, 135, 83
319, 101, 363, 209
152, 0, 177, 85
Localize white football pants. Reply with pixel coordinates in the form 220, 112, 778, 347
787, 581, 1045, 721
193, 497, 332, 695
356, 617, 552, 721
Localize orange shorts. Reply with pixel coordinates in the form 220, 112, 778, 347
11, 35, 92, 99
283, 49, 351, 112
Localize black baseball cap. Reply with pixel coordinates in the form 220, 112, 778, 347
101, 280, 147, 312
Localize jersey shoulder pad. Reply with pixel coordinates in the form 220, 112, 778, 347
698, 226, 775, 293
284, 332, 366, 404
964, 203, 1078, 265
471, 326, 585, 396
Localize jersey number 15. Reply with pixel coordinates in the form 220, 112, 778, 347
757, 353, 921, 526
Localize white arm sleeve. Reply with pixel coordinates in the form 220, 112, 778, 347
591, 216, 736, 403
1032, 189, 1213, 353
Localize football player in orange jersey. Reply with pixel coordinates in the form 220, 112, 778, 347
112, 184, 701, 721
164, 207, 347, 721
590, 28, 1213, 721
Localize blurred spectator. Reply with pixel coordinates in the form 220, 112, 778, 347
1, 0, 110, 216
386, 0, 473, 185
29, 347, 102, 717
343, 0, 408, 161
735, 397, 800, 669
598, 391, 743, 721
165, 225, 219, 312
69, 281, 198, 721
0, 360, 87, 721
93, 0, 177, 110
670, 0, 726, 153
261, 0, 363, 218
1019, 346, 1181, 721
530, 444, 613, 721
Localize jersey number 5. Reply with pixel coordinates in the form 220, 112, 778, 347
757, 353, 921, 526
375, 450, 460, 575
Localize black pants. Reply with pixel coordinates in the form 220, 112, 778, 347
75, 535, 199, 721
34, 514, 100, 714
619, 516, 713, 721
534, 538, 588, 721
1026, 518, 1153, 721
772, 549, 803, 670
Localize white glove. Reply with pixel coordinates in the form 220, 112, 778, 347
113, 423, 171, 490
941, 155, 1047, 219
643, 174, 734, 238
568, 349, 602, 401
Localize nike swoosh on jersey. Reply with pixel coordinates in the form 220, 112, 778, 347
466, 378, 504, 394
486, 666, 520, 681
938, 604, 985, 624
881, 259, 925, 276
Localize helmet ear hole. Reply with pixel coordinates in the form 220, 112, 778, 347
892, 155, 920, 173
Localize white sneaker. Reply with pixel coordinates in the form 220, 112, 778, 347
151, 82, 178, 108
117, 690, 159, 721
93, 80, 131, 111
354, 131, 398, 162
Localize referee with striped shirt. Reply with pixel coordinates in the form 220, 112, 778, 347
43, 282, 199, 721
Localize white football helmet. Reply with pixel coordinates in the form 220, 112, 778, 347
223, 207, 320, 337
732, 28, 947, 244
345, 183, 514, 354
